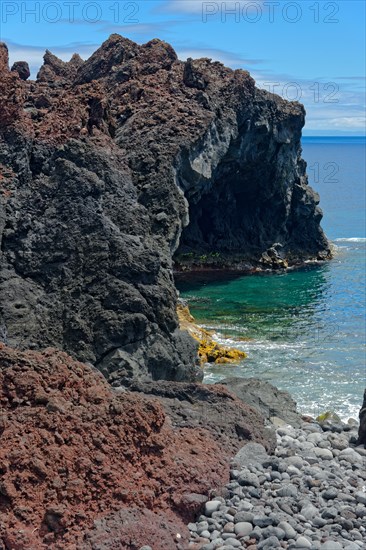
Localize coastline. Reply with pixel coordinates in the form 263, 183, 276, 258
174, 256, 333, 277
176, 240, 364, 423
0, 35, 364, 550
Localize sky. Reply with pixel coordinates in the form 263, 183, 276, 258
1, 0, 365, 135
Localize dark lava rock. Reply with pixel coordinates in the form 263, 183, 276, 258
358, 388, 366, 446
0, 34, 330, 383
10, 61, 30, 80
217, 377, 303, 428
128, 380, 276, 454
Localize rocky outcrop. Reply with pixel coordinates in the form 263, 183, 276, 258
10, 61, 30, 81
358, 388, 366, 446
217, 377, 303, 428
0, 344, 273, 549
127, 379, 276, 455
178, 303, 247, 364
0, 35, 330, 380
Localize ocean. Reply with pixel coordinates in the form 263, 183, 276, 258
177, 136, 366, 421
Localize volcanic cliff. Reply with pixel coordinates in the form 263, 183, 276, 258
0, 35, 330, 383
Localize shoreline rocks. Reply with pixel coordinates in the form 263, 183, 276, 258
178, 303, 247, 365
216, 377, 303, 429
187, 419, 366, 550
357, 388, 366, 446
126, 379, 276, 456
0, 344, 364, 549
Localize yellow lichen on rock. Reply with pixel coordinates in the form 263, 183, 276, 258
316, 411, 342, 423
177, 303, 247, 365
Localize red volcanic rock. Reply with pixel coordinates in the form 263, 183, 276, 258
0, 42, 9, 71
0, 344, 271, 548
0, 43, 26, 130
84, 508, 188, 550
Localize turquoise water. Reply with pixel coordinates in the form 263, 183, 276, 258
177, 137, 366, 420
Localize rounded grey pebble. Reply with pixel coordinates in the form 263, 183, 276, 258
355, 505, 366, 518
320, 542, 343, 550
253, 516, 273, 528
262, 526, 286, 540
233, 521, 253, 537
312, 517, 327, 529
322, 486, 338, 500
321, 506, 339, 520
354, 491, 366, 505
221, 532, 237, 541
278, 521, 297, 539
249, 526, 262, 540
205, 500, 222, 516
237, 471, 260, 488
223, 522, 235, 534
223, 538, 241, 547
234, 511, 254, 523
206, 539, 225, 549
258, 536, 281, 549
276, 483, 298, 498
237, 500, 253, 512
349, 529, 363, 541
294, 536, 312, 548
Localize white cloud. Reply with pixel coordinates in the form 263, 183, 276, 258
176, 46, 263, 67
156, 1, 263, 15
248, 68, 365, 133
308, 117, 366, 130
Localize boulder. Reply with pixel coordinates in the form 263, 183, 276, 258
11, 61, 30, 80
217, 377, 303, 428
128, 380, 277, 455
358, 388, 366, 446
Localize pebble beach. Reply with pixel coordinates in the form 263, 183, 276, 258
186, 420, 366, 550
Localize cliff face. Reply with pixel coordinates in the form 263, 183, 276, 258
0, 35, 330, 381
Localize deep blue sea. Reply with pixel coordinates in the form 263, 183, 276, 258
178, 137, 366, 420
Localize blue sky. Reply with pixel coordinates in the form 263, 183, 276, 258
1, 0, 365, 135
